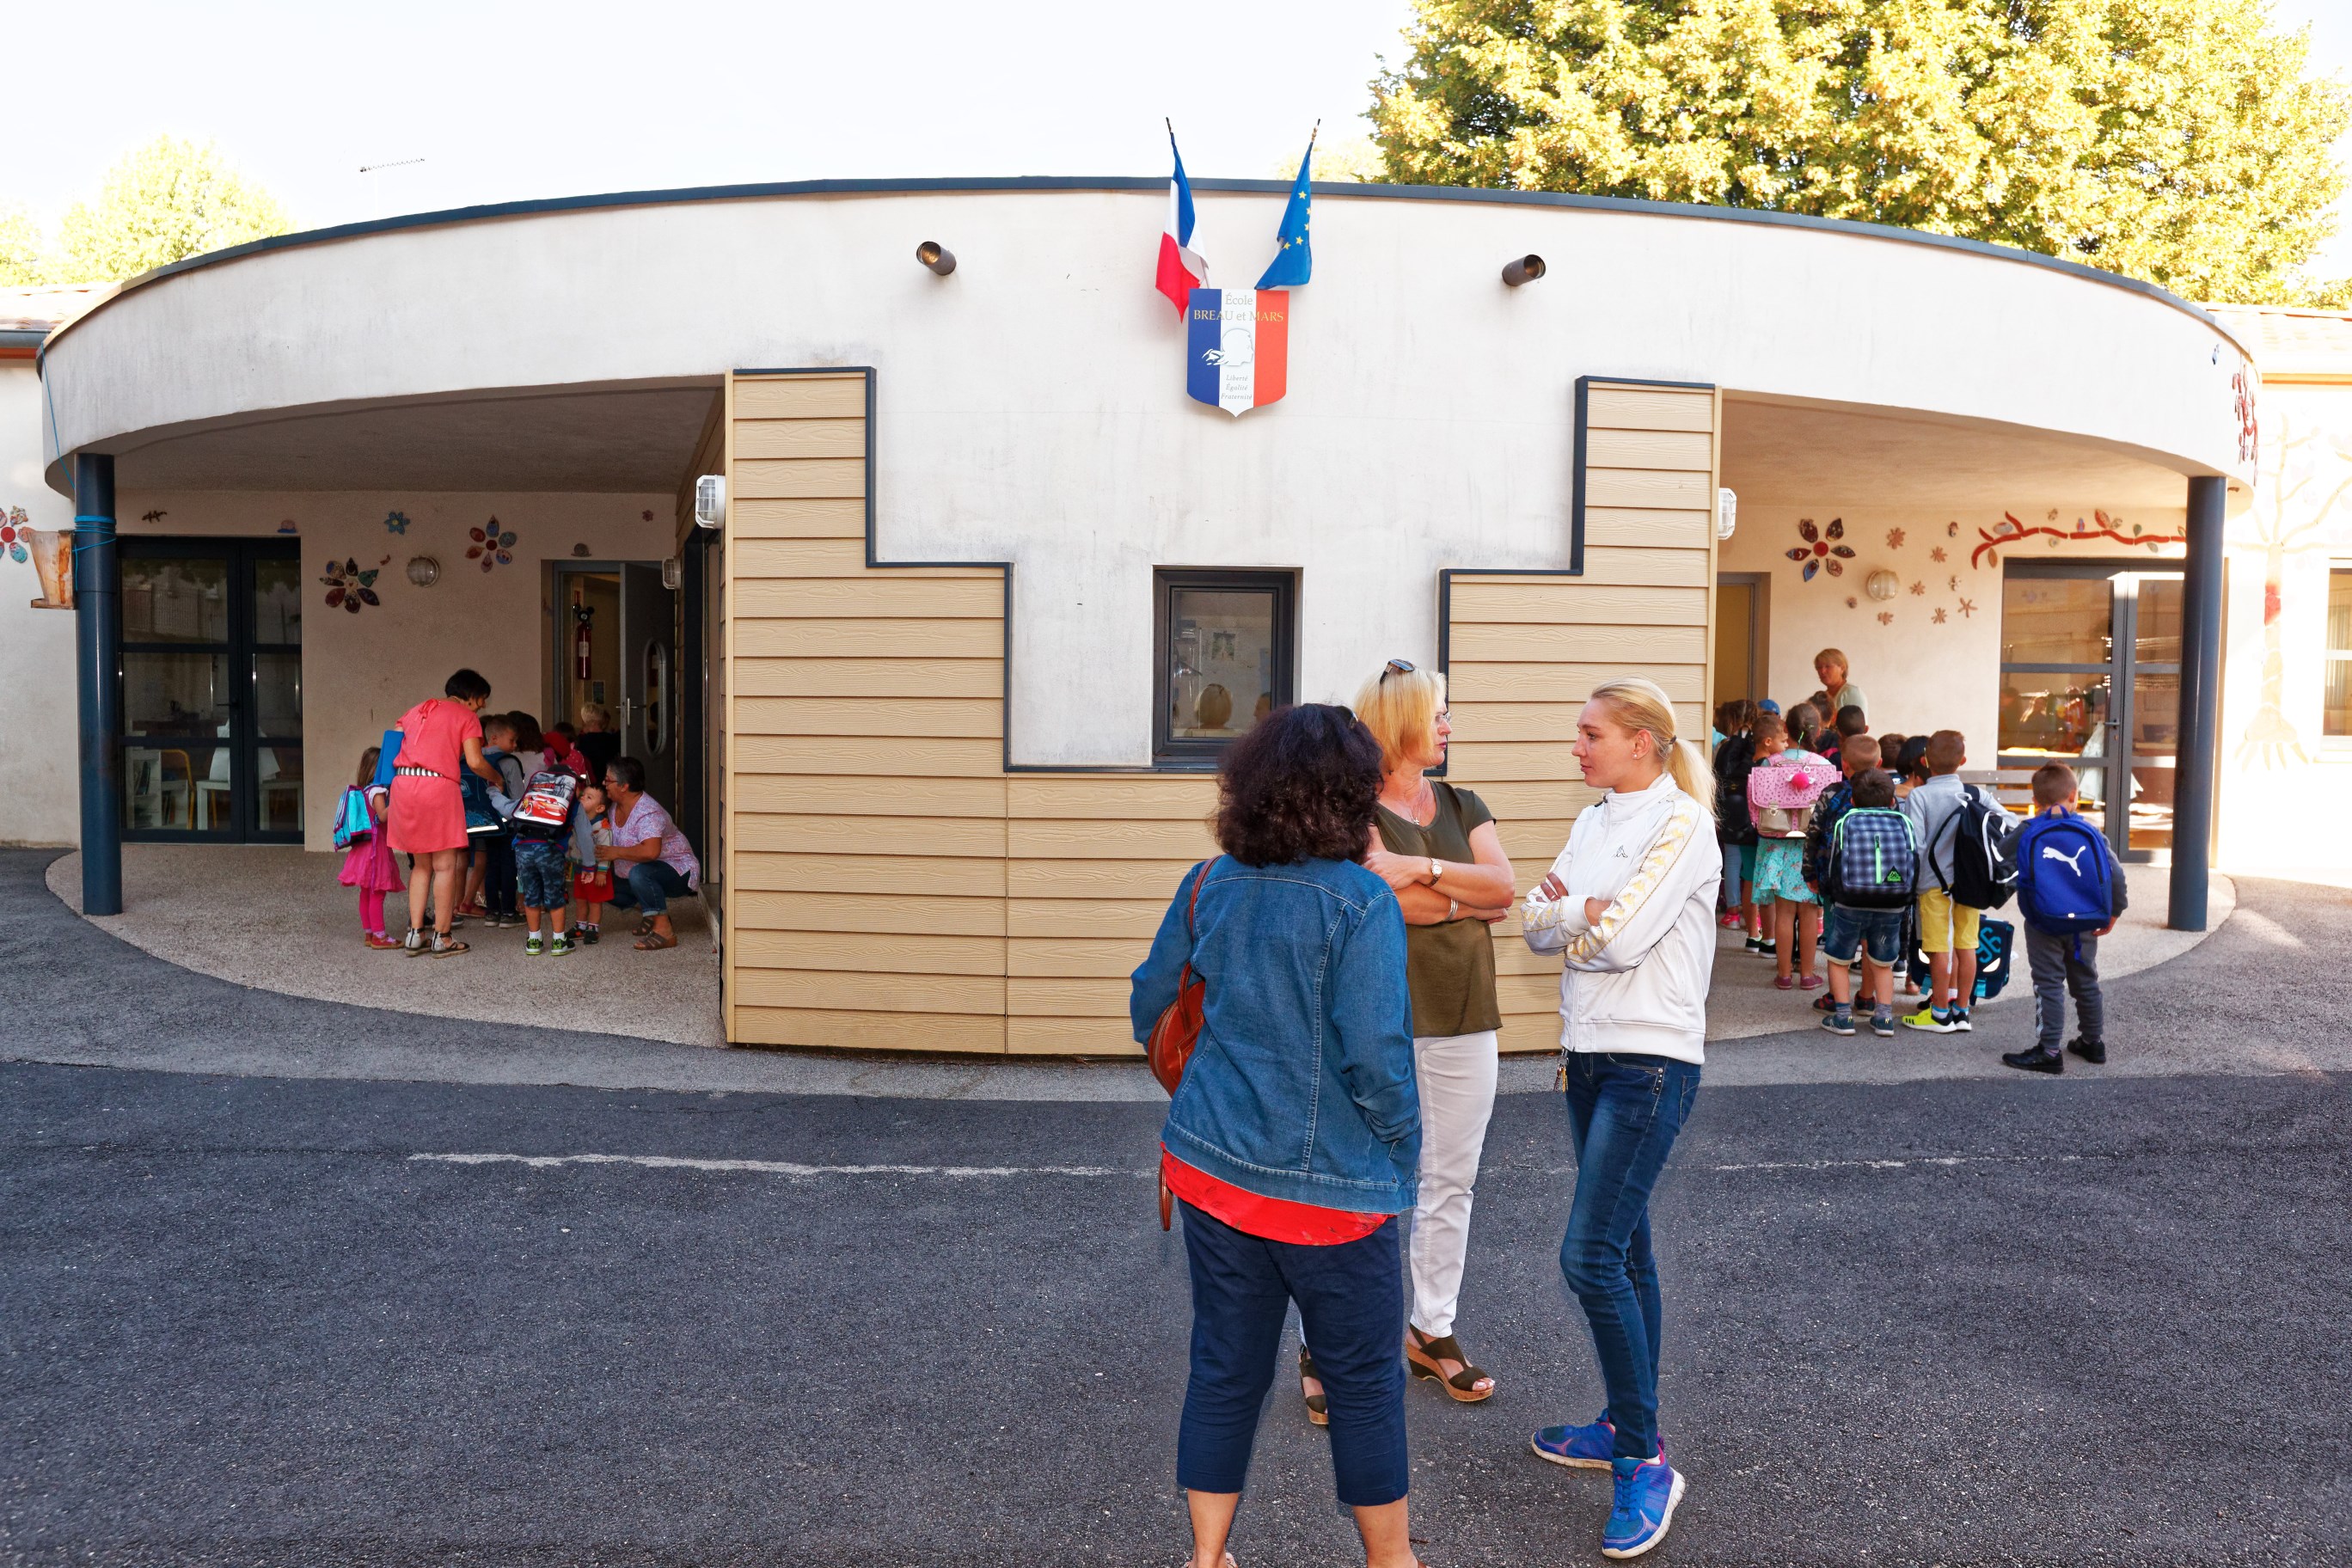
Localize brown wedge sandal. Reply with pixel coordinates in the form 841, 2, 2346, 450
1406, 1325, 1495, 1403
1297, 1348, 1330, 1428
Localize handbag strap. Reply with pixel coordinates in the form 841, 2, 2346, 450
1178, 856, 1219, 983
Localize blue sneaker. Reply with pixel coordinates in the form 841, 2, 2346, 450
1530, 1412, 1615, 1469
1602, 1454, 1686, 1559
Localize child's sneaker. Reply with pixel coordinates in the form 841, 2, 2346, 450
1950, 1008, 1973, 1032
1870, 1008, 1896, 1037
582, 925, 600, 946
1797, 973, 1825, 991
1602, 1453, 1686, 1559
2067, 1036, 2107, 1064
525, 934, 544, 957
2001, 1044, 2064, 1075
1531, 1413, 1616, 1470
364, 932, 401, 951
1819, 1008, 1855, 1036
1902, 1007, 1959, 1033
549, 933, 573, 957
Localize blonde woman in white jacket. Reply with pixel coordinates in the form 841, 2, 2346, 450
1520, 676, 1718, 1563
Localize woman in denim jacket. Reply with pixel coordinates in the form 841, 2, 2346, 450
1130, 703, 1423, 1568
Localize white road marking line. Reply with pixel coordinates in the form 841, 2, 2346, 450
408, 1152, 1139, 1178
1699, 1154, 2095, 1173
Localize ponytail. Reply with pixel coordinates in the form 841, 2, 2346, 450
1588, 676, 1718, 825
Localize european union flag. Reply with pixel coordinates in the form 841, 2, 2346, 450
1254, 132, 1315, 290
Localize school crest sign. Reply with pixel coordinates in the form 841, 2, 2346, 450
1185, 289, 1289, 417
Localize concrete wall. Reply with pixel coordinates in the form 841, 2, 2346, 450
0, 362, 79, 845
37, 188, 2256, 769
107, 492, 674, 850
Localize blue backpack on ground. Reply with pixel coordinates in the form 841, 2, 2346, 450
1824, 807, 1918, 910
1907, 917, 2014, 1001
2014, 810, 2114, 937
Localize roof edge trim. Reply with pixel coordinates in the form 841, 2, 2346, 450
38, 174, 2248, 363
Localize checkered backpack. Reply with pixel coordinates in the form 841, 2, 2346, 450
1823, 807, 1919, 910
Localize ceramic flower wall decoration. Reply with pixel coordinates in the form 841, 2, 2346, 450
1, 506, 28, 563
383, 511, 411, 535
469, 519, 517, 572
1784, 517, 1856, 581
322, 557, 381, 613
1886, 527, 1906, 549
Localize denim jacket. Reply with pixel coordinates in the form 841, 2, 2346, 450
1130, 856, 1420, 1215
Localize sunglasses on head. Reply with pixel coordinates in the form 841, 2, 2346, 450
1381, 658, 1415, 682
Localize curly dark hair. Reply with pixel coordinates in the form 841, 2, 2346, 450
1213, 703, 1383, 867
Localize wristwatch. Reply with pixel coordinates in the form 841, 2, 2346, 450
1428, 858, 1442, 885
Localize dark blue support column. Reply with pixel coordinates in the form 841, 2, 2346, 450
2168, 475, 2226, 931
74, 452, 121, 917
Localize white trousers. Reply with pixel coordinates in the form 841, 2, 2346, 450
1409, 1028, 1500, 1338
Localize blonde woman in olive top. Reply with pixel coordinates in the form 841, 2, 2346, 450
1352, 658, 1517, 1403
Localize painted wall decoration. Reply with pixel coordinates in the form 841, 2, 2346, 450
2236, 413, 2347, 769
1971, 509, 2186, 567
2233, 367, 2259, 469
383, 511, 412, 535
2, 506, 28, 564
1185, 289, 1289, 416
468, 519, 517, 572
3, 508, 74, 608
322, 557, 382, 613
1785, 517, 1855, 579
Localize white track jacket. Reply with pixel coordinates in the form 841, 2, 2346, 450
1521, 773, 1721, 1065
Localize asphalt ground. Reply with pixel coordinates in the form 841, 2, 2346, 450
5, 851, 2352, 1565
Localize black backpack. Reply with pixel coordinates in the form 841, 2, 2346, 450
1938, 785, 2019, 910
1714, 733, 1758, 846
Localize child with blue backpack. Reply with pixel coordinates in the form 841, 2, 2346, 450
2001, 762, 2127, 1075
1814, 768, 1918, 1037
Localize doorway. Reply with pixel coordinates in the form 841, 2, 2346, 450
117, 537, 303, 842
1998, 561, 2184, 861
1714, 573, 1769, 710
554, 560, 677, 807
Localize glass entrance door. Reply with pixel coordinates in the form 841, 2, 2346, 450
1998, 563, 2181, 861
119, 539, 303, 842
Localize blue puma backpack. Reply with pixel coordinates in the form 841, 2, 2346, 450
1824, 806, 1920, 910
2014, 812, 2112, 937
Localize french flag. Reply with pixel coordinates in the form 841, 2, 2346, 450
1156, 124, 1207, 314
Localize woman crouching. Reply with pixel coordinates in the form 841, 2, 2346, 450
1521, 677, 1718, 1561
1130, 703, 1424, 1568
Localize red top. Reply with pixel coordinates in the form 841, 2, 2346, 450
393, 698, 483, 780
1161, 1149, 1388, 1246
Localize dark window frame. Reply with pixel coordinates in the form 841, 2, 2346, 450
1151, 567, 1297, 769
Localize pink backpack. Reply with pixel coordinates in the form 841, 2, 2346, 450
1749, 756, 1832, 838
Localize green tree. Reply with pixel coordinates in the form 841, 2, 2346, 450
53, 136, 292, 282
1369, 0, 2352, 304
0, 207, 45, 286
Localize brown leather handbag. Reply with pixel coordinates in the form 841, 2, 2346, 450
1145, 857, 1218, 1228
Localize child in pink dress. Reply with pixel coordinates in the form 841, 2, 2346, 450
339, 745, 407, 949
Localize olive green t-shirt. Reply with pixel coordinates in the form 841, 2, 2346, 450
1374, 782, 1502, 1038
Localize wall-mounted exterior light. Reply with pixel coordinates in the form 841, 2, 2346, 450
405, 555, 441, 587
1716, 487, 1737, 542
694, 475, 726, 530
1501, 254, 1547, 286
916, 241, 957, 276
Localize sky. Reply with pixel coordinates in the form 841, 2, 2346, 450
3, 0, 2349, 277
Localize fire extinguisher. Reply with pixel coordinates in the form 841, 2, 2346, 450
573, 599, 593, 680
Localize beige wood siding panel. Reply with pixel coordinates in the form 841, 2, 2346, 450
1581, 469, 1712, 510
1008, 775, 1221, 819
735, 850, 1008, 897
1457, 688, 1706, 744
1449, 584, 1707, 628
733, 735, 1005, 778
733, 696, 1003, 738
731, 538, 998, 580
736, 1006, 1003, 1052
729, 498, 866, 539
735, 970, 1007, 1014
1581, 508, 1714, 550
1009, 818, 1219, 860
733, 457, 867, 500
732, 775, 1008, 818
734, 929, 1005, 977
1450, 622, 1710, 664
733, 890, 1009, 936
1584, 428, 1714, 470
732, 418, 867, 460
731, 376, 867, 419
1008, 898, 1173, 938
1010, 977, 1136, 1018
1472, 780, 1602, 820
734, 812, 1008, 858
1011, 858, 1201, 900
1584, 387, 1713, 432
1451, 663, 1707, 703
735, 657, 1002, 699
1571, 547, 1713, 589
1009, 1017, 1143, 1056
735, 578, 1003, 620
1009, 936, 1155, 977
732, 617, 1003, 659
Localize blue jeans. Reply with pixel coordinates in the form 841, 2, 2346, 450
1821, 903, 1905, 965
1178, 1202, 1408, 1508
1560, 1050, 1701, 1461
605, 860, 693, 917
